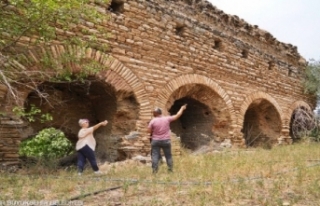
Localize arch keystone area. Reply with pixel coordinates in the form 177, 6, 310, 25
156, 74, 237, 126
5, 45, 152, 130
239, 91, 284, 127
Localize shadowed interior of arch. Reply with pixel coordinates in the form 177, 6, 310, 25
22, 79, 139, 162
165, 83, 232, 151
242, 98, 281, 148
169, 97, 214, 150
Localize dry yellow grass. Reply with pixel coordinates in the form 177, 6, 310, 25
1, 142, 320, 205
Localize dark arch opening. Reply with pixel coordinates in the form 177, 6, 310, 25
165, 83, 232, 151
23, 80, 139, 162
242, 99, 281, 148
24, 81, 116, 141
169, 97, 214, 150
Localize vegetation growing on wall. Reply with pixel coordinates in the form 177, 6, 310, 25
0, 0, 111, 105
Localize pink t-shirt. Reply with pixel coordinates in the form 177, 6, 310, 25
148, 116, 174, 140
76, 127, 96, 151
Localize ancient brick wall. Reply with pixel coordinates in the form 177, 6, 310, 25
0, 0, 315, 165
103, 0, 314, 144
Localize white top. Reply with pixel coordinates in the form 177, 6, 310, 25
76, 127, 96, 151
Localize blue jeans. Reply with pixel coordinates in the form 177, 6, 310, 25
77, 145, 99, 173
151, 139, 173, 172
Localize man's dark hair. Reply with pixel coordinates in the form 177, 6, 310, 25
154, 107, 162, 114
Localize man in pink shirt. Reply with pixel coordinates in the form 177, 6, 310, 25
147, 104, 187, 173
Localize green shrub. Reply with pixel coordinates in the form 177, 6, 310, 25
19, 128, 73, 159
309, 126, 320, 142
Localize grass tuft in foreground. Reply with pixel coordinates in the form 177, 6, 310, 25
1, 142, 320, 205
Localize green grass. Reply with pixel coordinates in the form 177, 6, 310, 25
1, 142, 320, 205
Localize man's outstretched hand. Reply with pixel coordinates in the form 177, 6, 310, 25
181, 104, 187, 110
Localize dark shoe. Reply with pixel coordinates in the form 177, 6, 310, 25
153, 169, 158, 174
168, 168, 173, 173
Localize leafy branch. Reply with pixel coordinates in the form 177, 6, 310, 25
0, 0, 111, 107
13, 104, 53, 123
304, 59, 320, 97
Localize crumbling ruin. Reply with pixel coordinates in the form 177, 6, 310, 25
0, 0, 316, 166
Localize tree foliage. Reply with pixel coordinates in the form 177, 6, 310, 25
0, 0, 110, 51
19, 127, 73, 158
304, 59, 320, 97
0, 0, 110, 105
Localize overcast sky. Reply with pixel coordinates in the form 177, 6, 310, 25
207, 0, 320, 61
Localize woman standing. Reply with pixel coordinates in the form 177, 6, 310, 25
76, 119, 108, 175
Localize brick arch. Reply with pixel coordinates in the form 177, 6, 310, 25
155, 74, 237, 126
239, 91, 284, 127
4, 45, 151, 130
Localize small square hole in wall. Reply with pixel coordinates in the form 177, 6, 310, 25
268, 61, 275, 70
213, 39, 222, 51
175, 24, 186, 36
184, 0, 193, 5
108, 0, 124, 14
241, 49, 249, 58
288, 68, 293, 76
